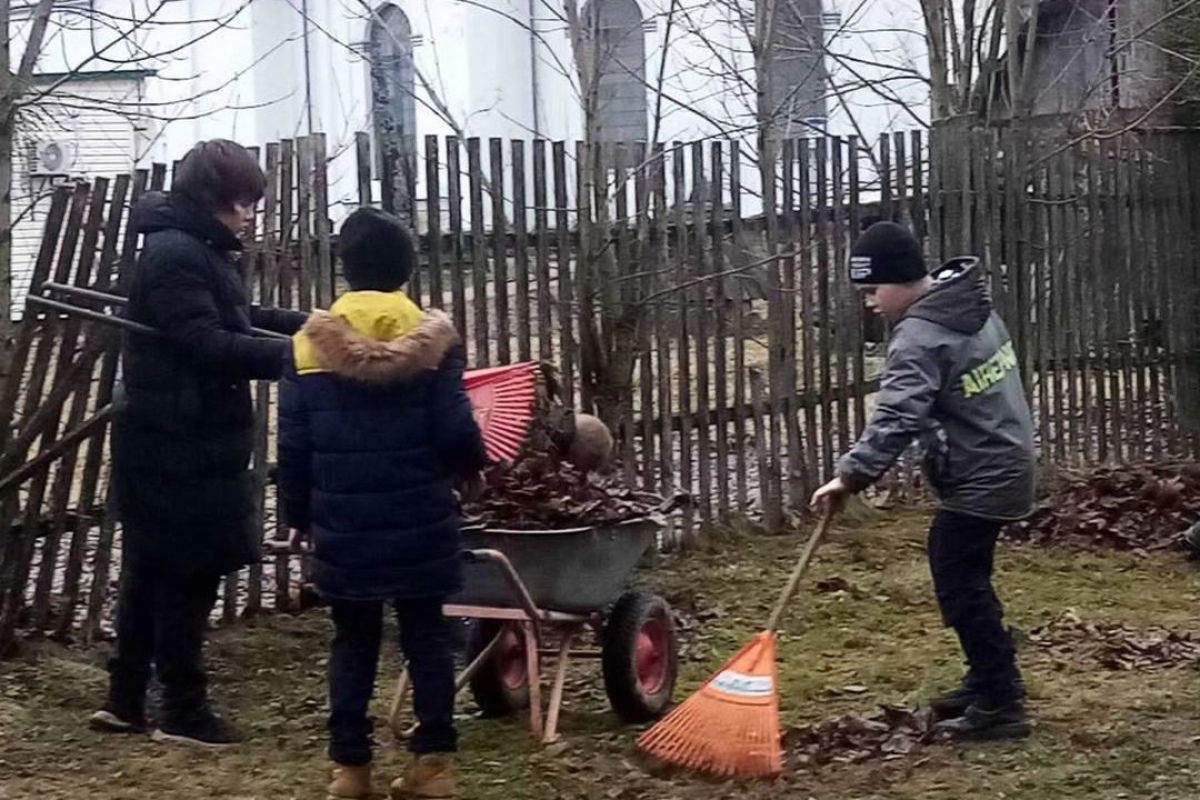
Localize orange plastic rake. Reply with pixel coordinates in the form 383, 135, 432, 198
637, 509, 834, 778
463, 362, 541, 463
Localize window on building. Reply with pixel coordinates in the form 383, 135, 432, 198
582, 0, 648, 143
368, 3, 418, 216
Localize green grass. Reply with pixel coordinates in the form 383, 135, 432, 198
2, 508, 1200, 799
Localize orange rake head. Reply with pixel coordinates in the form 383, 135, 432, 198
637, 631, 783, 779
463, 362, 541, 463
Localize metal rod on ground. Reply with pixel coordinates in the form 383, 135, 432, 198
37, 283, 292, 341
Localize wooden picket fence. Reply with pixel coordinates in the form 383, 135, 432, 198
0, 125, 1197, 652
932, 127, 1200, 465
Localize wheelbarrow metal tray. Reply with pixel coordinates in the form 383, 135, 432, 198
451, 517, 661, 614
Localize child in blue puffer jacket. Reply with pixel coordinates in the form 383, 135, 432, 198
278, 208, 487, 799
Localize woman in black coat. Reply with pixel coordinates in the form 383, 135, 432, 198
91, 140, 307, 747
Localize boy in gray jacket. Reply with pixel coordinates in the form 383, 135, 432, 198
812, 222, 1035, 741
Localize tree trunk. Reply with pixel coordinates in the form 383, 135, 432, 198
0, 0, 13, 376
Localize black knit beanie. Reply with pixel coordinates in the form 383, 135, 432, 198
338, 207, 414, 292
849, 221, 927, 285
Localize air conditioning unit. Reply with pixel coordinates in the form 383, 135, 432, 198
33, 139, 77, 175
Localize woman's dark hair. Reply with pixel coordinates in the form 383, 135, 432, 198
338, 208, 414, 292
173, 139, 266, 213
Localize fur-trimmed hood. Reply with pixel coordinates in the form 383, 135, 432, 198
292, 291, 459, 383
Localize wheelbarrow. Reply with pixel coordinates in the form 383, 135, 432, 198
387, 493, 687, 744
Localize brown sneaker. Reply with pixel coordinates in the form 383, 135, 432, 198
389, 754, 457, 799
328, 763, 372, 799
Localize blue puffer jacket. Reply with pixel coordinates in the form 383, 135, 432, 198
277, 291, 487, 601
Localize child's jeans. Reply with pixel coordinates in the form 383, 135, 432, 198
927, 509, 1023, 699
328, 597, 457, 766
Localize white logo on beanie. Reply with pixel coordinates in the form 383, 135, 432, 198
850, 255, 873, 280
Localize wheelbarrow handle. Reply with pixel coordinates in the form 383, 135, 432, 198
656, 490, 691, 516
461, 548, 544, 626
263, 535, 311, 556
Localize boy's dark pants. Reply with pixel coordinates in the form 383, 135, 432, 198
329, 598, 456, 766
107, 565, 221, 719
928, 509, 1022, 699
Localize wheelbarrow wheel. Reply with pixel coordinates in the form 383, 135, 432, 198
466, 620, 531, 717
602, 591, 678, 723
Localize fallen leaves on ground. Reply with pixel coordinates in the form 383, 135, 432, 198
1028, 611, 1200, 671
787, 705, 940, 766
1005, 462, 1200, 551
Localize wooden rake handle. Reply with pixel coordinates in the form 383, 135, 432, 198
765, 507, 835, 634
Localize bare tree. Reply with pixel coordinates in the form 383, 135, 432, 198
0, 0, 268, 377
1, 0, 56, 372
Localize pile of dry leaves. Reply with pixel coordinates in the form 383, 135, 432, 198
1005, 462, 1200, 551
1028, 612, 1200, 671
461, 366, 657, 530
787, 705, 939, 766
464, 457, 657, 530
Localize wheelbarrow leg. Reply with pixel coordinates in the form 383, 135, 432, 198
542, 624, 582, 744
388, 627, 505, 739
387, 668, 412, 739
523, 621, 543, 739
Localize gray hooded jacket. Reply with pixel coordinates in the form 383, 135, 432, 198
837, 258, 1036, 521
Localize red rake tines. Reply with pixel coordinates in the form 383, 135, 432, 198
463, 362, 540, 463
637, 632, 783, 778
637, 510, 835, 780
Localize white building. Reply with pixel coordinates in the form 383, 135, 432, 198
7, 0, 928, 306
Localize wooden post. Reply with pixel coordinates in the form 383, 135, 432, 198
815, 138, 833, 481
708, 142, 729, 518
296, 136, 315, 313
552, 142, 575, 405
798, 140, 818, 495
355, 131, 372, 207
533, 140, 553, 363
728, 142, 750, 514
512, 140, 532, 362
447, 138, 468, 337
780, 139, 803, 509
691, 141, 712, 525
467, 138, 489, 366
489, 138, 510, 364
672, 143, 695, 539
633, 142, 656, 492
425, 136, 444, 311
314, 133, 333, 309
650, 144, 674, 498
847, 137, 866, 439
831, 138, 850, 458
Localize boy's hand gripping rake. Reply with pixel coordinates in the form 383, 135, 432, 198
636, 509, 835, 779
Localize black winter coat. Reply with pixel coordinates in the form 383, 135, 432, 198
114, 192, 308, 576
277, 293, 488, 601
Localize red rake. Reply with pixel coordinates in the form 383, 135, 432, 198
637, 509, 835, 778
463, 362, 541, 463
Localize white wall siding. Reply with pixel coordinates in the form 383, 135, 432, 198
11, 77, 142, 316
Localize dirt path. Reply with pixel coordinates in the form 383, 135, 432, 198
3, 509, 1200, 799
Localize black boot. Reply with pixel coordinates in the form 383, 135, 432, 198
937, 696, 1030, 741
89, 702, 147, 734
152, 708, 240, 748
90, 671, 148, 734
929, 683, 984, 721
